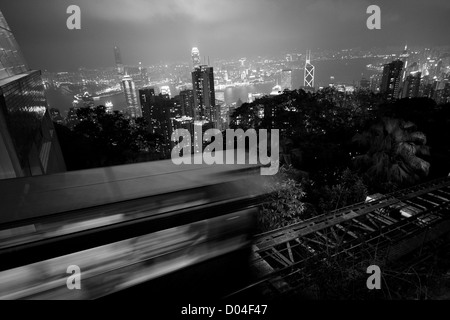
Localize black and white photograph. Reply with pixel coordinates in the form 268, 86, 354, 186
1, 0, 450, 313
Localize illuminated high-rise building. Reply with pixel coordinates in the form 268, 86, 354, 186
370, 73, 383, 92
121, 74, 140, 118
152, 94, 173, 157
380, 60, 403, 100
114, 45, 124, 75
139, 87, 180, 139
401, 72, 421, 99
137, 61, 148, 87
434, 80, 450, 104
179, 89, 195, 118
192, 65, 218, 125
0, 9, 66, 179
139, 88, 175, 157
304, 50, 315, 88
139, 87, 155, 131
281, 69, 292, 91
398, 44, 411, 95
399, 44, 410, 81
191, 47, 201, 70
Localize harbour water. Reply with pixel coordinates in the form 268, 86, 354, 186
222, 57, 378, 104
46, 57, 378, 114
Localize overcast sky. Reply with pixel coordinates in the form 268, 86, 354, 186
1, 0, 449, 71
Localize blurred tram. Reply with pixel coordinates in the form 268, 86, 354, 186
0, 156, 268, 300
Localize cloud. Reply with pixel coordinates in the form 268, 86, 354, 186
302, 0, 371, 22
86, 0, 263, 23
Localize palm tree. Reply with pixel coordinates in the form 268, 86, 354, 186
353, 118, 430, 189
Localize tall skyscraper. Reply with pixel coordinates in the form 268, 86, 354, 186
137, 61, 148, 87
370, 73, 383, 92
192, 65, 217, 126
304, 51, 315, 88
434, 81, 450, 104
399, 44, 410, 81
139, 87, 156, 131
380, 60, 404, 100
0, 10, 66, 179
146, 93, 175, 157
139, 87, 181, 156
401, 72, 421, 99
179, 89, 195, 118
281, 69, 292, 91
114, 45, 124, 75
121, 74, 140, 118
191, 47, 201, 70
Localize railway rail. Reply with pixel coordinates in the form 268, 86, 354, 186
226, 176, 450, 299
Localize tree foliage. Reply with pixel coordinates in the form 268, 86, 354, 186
229, 89, 449, 218
313, 168, 368, 214
258, 166, 306, 232
55, 105, 162, 170
353, 117, 430, 192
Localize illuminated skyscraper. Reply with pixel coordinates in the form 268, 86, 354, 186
114, 45, 124, 75
139, 87, 155, 131
137, 61, 148, 87
434, 80, 450, 104
121, 74, 140, 118
152, 94, 173, 157
399, 44, 410, 81
0, 10, 66, 179
401, 71, 421, 99
370, 73, 383, 92
192, 65, 217, 125
281, 69, 292, 91
139, 88, 175, 157
191, 47, 201, 70
304, 51, 315, 88
179, 89, 195, 118
380, 60, 403, 100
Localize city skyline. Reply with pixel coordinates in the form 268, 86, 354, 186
1, 0, 450, 71
2, 3, 450, 304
